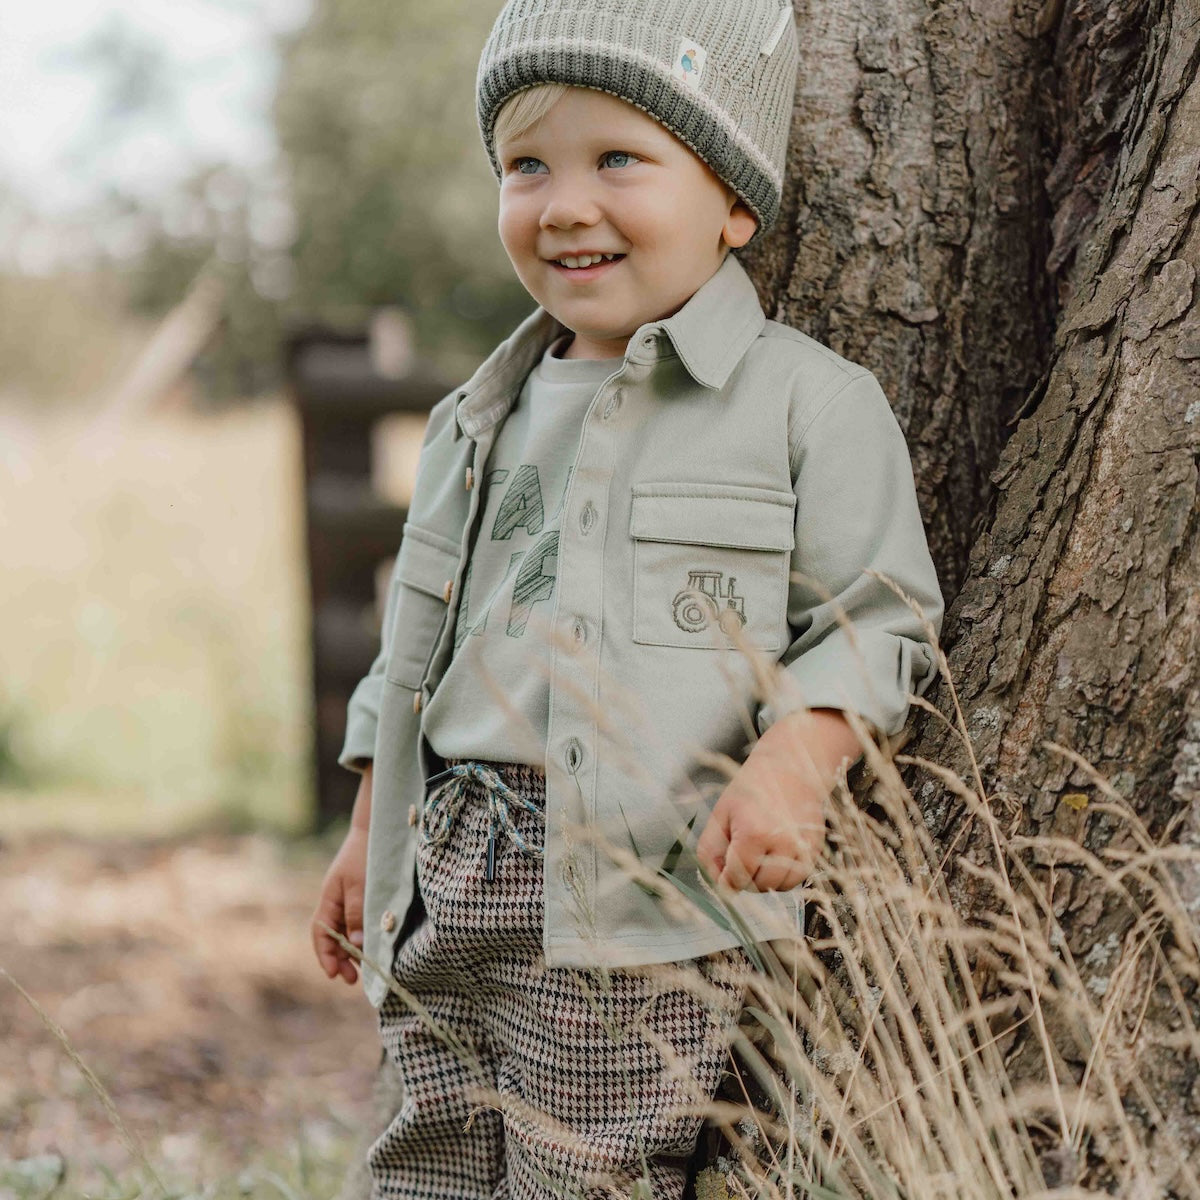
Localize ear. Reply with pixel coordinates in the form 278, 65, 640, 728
722, 197, 758, 250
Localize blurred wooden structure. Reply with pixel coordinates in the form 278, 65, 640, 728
285, 315, 449, 827
91, 262, 226, 430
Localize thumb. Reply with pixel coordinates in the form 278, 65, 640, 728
717, 833, 756, 892
695, 802, 732, 882
312, 886, 347, 978
344, 886, 365, 942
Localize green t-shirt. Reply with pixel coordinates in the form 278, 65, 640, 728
423, 335, 617, 766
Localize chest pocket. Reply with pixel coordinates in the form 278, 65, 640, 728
383, 523, 460, 689
629, 483, 796, 651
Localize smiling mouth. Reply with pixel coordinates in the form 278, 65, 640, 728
548, 254, 626, 279
549, 252, 625, 267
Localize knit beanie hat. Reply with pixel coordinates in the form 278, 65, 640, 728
476, 0, 799, 247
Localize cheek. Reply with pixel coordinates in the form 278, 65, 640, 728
668, 189, 712, 230
497, 199, 531, 253
619, 191, 691, 250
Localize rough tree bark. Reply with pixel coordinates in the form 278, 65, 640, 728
742, 0, 1058, 600
909, 0, 1200, 1186
339, 0, 1200, 1193
709, 0, 1198, 1185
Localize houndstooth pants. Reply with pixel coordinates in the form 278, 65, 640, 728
369, 760, 751, 1200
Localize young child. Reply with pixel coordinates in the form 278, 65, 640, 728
312, 0, 945, 1195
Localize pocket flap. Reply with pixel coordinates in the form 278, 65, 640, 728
395, 523, 460, 598
629, 484, 795, 552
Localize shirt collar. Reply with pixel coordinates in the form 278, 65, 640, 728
658, 251, 767, 390
454, 252, 766, 439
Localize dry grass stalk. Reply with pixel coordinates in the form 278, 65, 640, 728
1, 965, 169, 1198
337, 575, 1200, 1198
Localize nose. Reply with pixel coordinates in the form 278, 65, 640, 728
538, 171, 602, 231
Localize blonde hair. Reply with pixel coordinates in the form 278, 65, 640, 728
492, 83, 572, 155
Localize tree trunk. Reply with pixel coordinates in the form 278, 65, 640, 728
725, 0, 1200, 1190
908, 0, 1200, 1184
742, 0, 1058, 599
340, 0, 1200, 1192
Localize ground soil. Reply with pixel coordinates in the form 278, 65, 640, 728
0, 830, 381, 1191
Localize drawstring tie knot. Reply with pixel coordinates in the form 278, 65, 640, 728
421, 762, 544, 881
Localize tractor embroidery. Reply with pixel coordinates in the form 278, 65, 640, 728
671, 570, 747, 636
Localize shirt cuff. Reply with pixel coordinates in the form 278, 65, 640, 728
755, 628, 938, 740
338, 673, 384, 772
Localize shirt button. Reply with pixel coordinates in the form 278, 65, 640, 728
407, 803, 418, 827
380, 910, 397, 933
602, 389, 623, 420
565, 738, 583, 774
442, 579, 454, 603
571, 617, 587, 648
579, 502, 597, 535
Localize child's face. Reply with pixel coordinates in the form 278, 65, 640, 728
496, 87, 758, 359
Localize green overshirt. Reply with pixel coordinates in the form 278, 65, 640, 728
340, 253, 945, 1009
421, 336, 615, 766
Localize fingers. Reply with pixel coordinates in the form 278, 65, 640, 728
341, 917, 364, 985
720, 839, 815, 893
312, 882, 360, 985
751, 851, 809, 892
311, 897, 345, 980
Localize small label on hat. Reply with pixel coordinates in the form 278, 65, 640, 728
671, 38, 707, 91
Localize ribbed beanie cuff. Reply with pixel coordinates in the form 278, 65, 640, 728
476, 1, 798, 247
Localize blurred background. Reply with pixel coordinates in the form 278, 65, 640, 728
0, 0, 532, 1192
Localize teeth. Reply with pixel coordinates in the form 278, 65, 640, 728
557, 253, 621, 268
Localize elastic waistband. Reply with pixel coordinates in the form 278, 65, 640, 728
439, 758, 546, 797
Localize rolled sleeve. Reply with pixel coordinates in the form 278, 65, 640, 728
758, 369, 945, 740
338, 655, 386, 773
337, 394, 458, 774
337, 538, 411, 772
338, 565, 396, 773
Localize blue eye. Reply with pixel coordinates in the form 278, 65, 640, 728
507, 152, 638, 174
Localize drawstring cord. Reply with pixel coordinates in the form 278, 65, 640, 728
421, 762, 544, 881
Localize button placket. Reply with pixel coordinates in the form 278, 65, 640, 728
564, 739, 583, 774
548, 385, 617, 905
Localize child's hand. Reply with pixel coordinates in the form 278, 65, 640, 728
695, 759, 825, 891
695, 708, 861, 891
311, 825, 369, 984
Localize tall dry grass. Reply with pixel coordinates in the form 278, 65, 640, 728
324, 582, 1200, 1199
6, 357, 1195, 1194
692, 733, 1200, 1198
15, 570, 1199, 1197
